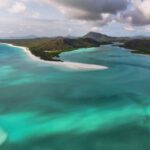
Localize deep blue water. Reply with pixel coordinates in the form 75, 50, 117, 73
1, 44, 150, 149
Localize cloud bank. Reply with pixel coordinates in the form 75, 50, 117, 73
49, 0, 129, 25
53, 0, 128, 19
120, 0, 150, 26
46, 0, 150, 26
0, 0, 150, 37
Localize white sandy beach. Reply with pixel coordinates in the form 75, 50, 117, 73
1, 43, 108, 71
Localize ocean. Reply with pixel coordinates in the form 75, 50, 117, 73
1, 43, 150, 150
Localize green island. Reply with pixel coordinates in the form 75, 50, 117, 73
0, 32, 128, 61
1, 32, 150, 61
0, 36, 101, 61
122, 39, 150, 55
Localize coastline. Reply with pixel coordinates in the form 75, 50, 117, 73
0, 43, 108, 71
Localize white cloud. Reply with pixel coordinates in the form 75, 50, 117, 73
0, 17, 94, 37
145, 26, 150, 32
25, 11, 40, 18
0, 0, 150, 37
124, 26, 135, 32
0, 0, 9, 8
133, 0, 150, 19
91, 26, 101, 32
119, 0, 150, 26
9, 2, 26, 13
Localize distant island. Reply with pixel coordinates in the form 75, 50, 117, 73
122, 39, 150, 55
0, 32, 149, 61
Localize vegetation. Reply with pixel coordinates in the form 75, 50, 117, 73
84, 32, 130, 43
0, 37, 100, 61
123, 39, 150, 55
0, 32, 132, 61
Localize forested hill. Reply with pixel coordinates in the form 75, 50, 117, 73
123, 39, 150, 54
0, 32, 134, 61
0, 37, 100, 61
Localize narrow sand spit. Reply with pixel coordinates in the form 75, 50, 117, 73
1, 43, 108, 71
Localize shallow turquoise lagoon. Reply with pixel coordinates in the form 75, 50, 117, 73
1, 44, 150, 149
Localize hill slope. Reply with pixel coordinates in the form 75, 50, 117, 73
123, 39, 150, 54
84, 32, 131, 43
0, 37, 100, 61
84, 32, 115, 42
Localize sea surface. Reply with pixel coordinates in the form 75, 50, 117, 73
1, 44, 150, 150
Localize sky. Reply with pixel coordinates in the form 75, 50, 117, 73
0, 0, 150, 37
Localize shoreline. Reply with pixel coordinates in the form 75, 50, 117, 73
1, 43, 108, 71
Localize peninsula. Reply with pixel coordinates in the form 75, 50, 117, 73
0, 32, 127, 61
0, 32, 150, 61
0, 35, 101, 61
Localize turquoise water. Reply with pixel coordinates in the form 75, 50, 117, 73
1, 44, 150, 149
